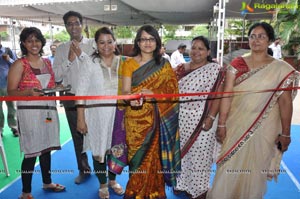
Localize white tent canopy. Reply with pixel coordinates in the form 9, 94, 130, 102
0, 0, 283, 26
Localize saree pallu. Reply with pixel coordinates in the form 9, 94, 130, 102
108, 56, 128, 174
207, 58, 299, 199
124, 58, 181, 199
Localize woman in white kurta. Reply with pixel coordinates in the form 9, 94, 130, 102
174, 36, 223, 199
76, 27, 125, 199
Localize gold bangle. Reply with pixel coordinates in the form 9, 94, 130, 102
208, 114, 216, 121
217, 124, 226, 128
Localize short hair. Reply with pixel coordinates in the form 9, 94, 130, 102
178, 43, 187, 49
19, 27, 46, 56
63, 11, 83, 25
247, 22, 275, 42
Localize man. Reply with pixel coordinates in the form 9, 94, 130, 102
269, 37, 282, 59
170, 43, 187, 68
48, 44, 57, 65
0, 35, 18, 137
52, 11, 94, 184
160, 45, 171, 62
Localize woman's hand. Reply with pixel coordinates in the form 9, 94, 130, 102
77, 119, 88, 135
30, 88, 44, 96
174, 63, 185, 80
129, 88, 153, 107
216, 127, 226, 144
202, 116, 213, 131
275, 135, 291, 152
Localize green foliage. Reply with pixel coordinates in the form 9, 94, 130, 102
0, 31, 9, 40
114, 26, 134, 38
273, 0, 300, 55
190, 25, 209, 38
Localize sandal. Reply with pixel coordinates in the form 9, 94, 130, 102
99, 185, 109, 199
18, 193, 34, 199
109, 181, 125, 196
43, 183, 66, 192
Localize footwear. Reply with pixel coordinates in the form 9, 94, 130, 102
18, 193, 34, 199
74, 171, 90, 184
109, 181, 125, 196
43, 183, 66, 192
12, 128, 19, 137
99, 185, 109, 199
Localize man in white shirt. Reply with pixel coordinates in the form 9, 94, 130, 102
170, 43, 187, 68
160, 45, 170, 62
52, 10, 94, 184
269, 37, 282, 59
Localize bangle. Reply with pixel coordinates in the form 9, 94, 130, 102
207, 114, 216, 121
217, 124, 226, 128
280, 134, 291, 138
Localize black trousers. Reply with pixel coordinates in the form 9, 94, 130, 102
62, 93, 91, 172
21, 152, 51, 193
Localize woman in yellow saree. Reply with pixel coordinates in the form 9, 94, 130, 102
122, 25, 181, 199
207, 22, 300, 199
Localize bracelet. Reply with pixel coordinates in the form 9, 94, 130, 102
279, 134, 291, 138
217, 124, 226, 128
207, 114, 216, 121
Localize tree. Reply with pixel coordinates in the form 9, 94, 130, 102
274, 0, 300, 55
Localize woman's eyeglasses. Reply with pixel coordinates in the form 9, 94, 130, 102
249, 34, 268, 40
139, 37, 156, 43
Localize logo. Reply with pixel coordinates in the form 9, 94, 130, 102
240, 2, 254, 16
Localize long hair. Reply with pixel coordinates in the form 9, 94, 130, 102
19, 27, 46, 56
191, 36, 213, 62
132, 25, 162, 65
91, 27, 120, 60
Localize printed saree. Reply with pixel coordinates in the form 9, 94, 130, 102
175, 62, 222, 198
123, 58, 181, 199
207, 57, 299, 199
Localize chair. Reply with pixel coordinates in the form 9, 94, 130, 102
0, 136, 10, 176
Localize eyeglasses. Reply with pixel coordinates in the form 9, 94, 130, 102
65, 22, 81, 28
139, 37, 156, 43
249, 34, 268, 40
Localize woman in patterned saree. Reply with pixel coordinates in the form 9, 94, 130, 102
174, 36, 223, 199
207, 22, 299, 199
122, 25, 181, 199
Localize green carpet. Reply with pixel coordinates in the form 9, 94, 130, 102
0, 112, 71, 189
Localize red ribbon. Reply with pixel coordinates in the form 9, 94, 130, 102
1, 87, 299, 101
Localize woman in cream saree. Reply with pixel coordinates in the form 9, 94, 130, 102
207, 22, 299, 199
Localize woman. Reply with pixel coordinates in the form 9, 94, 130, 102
76, 27, 125, 199
7, 27, 65, 199
174, 36, 223, 199
122, 25, 181, 199
207, 22, 299, 199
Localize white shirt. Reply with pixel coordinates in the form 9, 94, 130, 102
162, 53, 171, 62
269, 43, 282, 59
52, 38, 95, 94
170, 49, 186, 68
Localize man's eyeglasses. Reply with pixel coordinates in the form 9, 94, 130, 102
249, 34, 268, 40
139, 37, 156, 43
65, 22, 81, 28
